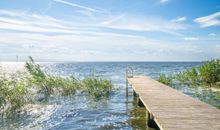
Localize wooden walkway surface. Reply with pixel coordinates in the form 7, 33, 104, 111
127, 76, 220, 130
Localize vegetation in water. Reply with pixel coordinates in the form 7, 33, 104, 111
157, 59, 220, 88
25, 57, 82, 97
157, 74, 173, 86
0, 56, 113, 115
0, 74, 28, 114
82, 77, 113, 99
157, 59, 220, 108
175, 59, 220, 87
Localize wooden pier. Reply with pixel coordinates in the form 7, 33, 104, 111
127, 76, 220, 130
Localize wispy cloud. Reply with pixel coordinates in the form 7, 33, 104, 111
42, 2, 52, 14
184, 37, 199, 41
160, 0, 169, 4
0, 9, 113, 35
0, 9, 207, 61
173, 16, 187, 22
194, 12, 220, 28
0, 8, 219, 61
101, 15, 186, 36
209, 33, 216, 36
0, 9, 186, 37
102, 14, 125, 25
0, 10, 139, 39
0, 9, 23, 16
53, 0, 100, 12
0, 31, 208, 61
0, 11, 75, 33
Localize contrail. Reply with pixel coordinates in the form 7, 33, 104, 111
53, 0, 100, 12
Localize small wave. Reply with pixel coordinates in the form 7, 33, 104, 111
20, 104, 60, 129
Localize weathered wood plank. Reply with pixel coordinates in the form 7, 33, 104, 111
128, 76, 220, 130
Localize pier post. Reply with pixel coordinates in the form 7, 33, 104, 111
133, 90, 137, 97
126, 67, 133, 98
125, 69, 128, 98
146, 111, 159, 129
138, 98, 144, 107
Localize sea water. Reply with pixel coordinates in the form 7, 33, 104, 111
0, 62, 204, 129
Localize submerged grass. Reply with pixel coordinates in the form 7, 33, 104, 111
0, 56, 113, 115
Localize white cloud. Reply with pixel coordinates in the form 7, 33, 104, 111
102, 14, 125, 25
209, 33, 216, 36
0, 17, 28, 25
160, 0, 169, 4
1, 29, 219, 62
0, 31, 206, 61
0, 20, 73, 34
0, 9, 186, 37
184, 37, 199, 41
0, 10, 92, 34
173, 16, 187, 22
53, 0, 100, 12
0, 9, 219, 61
101, 15, 186, 36
0, 9, 26, 17
194, 12, 220, 28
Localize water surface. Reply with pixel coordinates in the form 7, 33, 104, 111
0, 62, 202, 129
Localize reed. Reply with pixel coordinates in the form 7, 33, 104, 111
82, 77, 113, 99
0, 56, 114, 114
175, 59, 220, 87
157, 74, 173, 86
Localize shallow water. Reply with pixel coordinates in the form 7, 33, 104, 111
0, 62, 204, 129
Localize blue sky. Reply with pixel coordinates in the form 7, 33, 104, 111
0, 0, 220, 61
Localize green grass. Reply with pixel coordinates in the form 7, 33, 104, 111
0, 56, 114, 115
175, 59, 220, 87
82, 77, 113, 99
157, 59, 220, 88
25, 56, 80, 97
0, 73, 28, 114
157, 74, 173, 86
198, 59, 220, 86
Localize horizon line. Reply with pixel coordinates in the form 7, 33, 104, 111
0, 60, 204, 63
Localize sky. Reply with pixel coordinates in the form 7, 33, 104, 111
0, 0, 220, 62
